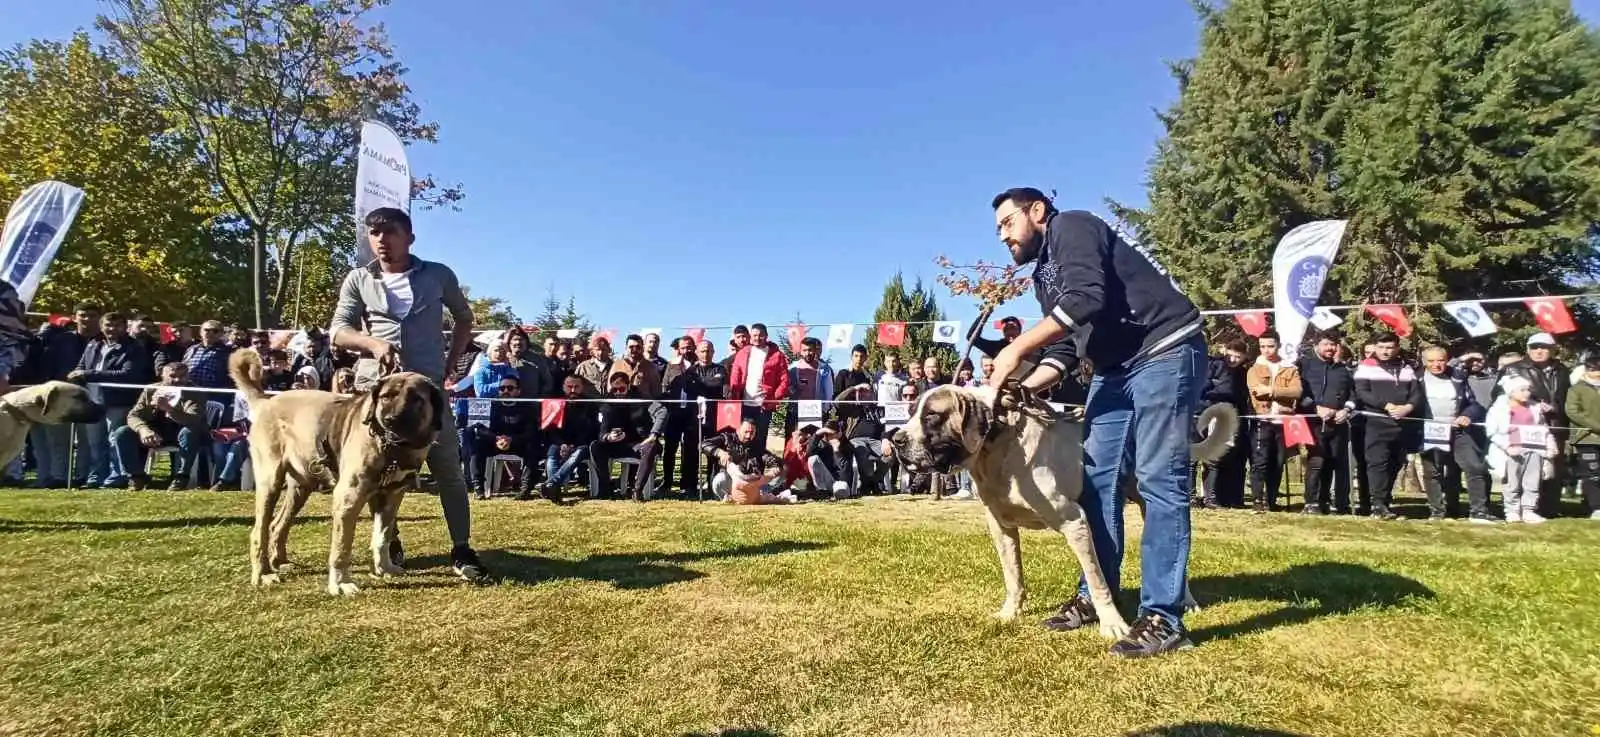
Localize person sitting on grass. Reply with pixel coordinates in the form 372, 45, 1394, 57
1485, 375, 1557, 524
111, 362, 210, 491
702, 419, 794, 504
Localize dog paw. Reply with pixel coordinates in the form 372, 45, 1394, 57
992, 606, 1020, 622
326, 580, 360, 596
373, 561, 406, 577
1099, 619, 1132, 640
255, 573, 281, 588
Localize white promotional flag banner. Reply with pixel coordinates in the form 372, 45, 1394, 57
354, 121, 411, 264
0, 181, 86, 305
1443, 300, 1498, 337
1271, 220, 1348, 362
1309, 307, 1344, 331
555, 328, 580, 339
825, 323, 854, 350
639, 327, 662, 338
932, 320, 960, 345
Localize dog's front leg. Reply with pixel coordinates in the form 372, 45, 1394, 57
326, 482, 364, 596
983, 508, 1024, 621
1058, 507, 1131, 640
369, 491, 405, 577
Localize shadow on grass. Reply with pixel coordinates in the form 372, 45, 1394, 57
408, 540, 831, 591
682, 729, 781, 737
1125, 723, 1308, 737
0, 514, 432, 533
1189, 561, 1435, 643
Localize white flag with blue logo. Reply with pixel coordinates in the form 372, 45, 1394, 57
1309, 307, 1344, 331
0, 181, 86, 306
1443, 301, 1497, 337
932, 320, 960, 345
1271, 220, 1347, 362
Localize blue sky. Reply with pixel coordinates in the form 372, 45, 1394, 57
8, 1, 1597, 354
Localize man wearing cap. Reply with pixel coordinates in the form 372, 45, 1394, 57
986, 187, 1206, 658
1498, 332, 1572, 516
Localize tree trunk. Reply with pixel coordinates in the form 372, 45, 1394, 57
252, 228, 269, 329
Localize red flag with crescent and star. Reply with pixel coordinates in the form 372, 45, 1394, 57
1524, 298, 1576, 335
1365, 304, 1412, 337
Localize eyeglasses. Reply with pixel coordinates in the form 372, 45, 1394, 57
996, 206, 1030, 235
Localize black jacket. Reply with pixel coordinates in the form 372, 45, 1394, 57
701, 431, 781, 477
807, 434, 853, 477
76, 335, 154, 408
472, 399, 538, 446
515, 354, 559, 399
688, 361, 729, 402
1031, 210, 1202, 371
596, 391, 667, 443
1202, 356, 1248, 411
548, 402, 599, 447
1298, 356, 1354, 414
1354, 358, 1425, 433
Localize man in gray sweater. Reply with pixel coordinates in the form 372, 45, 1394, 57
329, 207, 487, 582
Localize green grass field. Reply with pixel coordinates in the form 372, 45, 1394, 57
0, 489, 1596, 737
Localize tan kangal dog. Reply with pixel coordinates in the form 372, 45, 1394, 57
891, 383, 1237, 638
0, 382, 107, 465
230, 350, 446, 596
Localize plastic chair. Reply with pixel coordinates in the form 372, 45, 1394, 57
587, 456, 657, 499
483, 454, 524, 497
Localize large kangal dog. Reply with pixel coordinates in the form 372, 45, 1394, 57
891, 383, 1237, 638
230, 350, 446, 596
0, 382, 107, 464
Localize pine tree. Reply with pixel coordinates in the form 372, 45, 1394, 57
526, 287, 594, 340
866, 272, 953, 372
1123, 0, 1600, 350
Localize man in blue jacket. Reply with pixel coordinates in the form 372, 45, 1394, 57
1416, 346, 1494, 522
986, 187, 1205, 658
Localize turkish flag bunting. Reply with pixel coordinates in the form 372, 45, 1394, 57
877, 321, 906, 347
1235, 311, 1269, 337
716, 400, 742, 432
993, 319, 1008, 330
47, 314, 70, 327
539, 399, 566, 430
787, 323, 808, 353
1524, 298, 1577, 335
1282, 415, 1315, 447
1365, 304, 1412, 337
595, 328, 617, 346
159, 322, 176, 343
686, 327, 706, 345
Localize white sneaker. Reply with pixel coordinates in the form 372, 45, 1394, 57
1521, 509, 1547, 524
1505, 507, 1523, 523
951, 489, 974, 500
1589, 510, 1600, 520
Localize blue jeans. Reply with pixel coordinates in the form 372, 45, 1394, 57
111, 425, 206, 483
29, 424, 76, 486
1075, 337, 1205, 627
85, 407, 132, 486
546, 443, 589, 486
213, 438, 248, 485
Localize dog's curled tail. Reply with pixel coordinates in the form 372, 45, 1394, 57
229, 349, 268, 405
1191, 404, 1240, 465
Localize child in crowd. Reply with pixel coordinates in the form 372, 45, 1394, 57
1485, 375, 1557, 523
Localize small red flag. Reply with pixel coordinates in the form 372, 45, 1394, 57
47, 314, 70, 327
877, 321, 906, 347
716, 400, 742, 432
159, 322, 176, 343
1365, 304, 1412, 338
540, 398, 566, 429
686, 327, 706, 345
1524, 298, 1576, 335
787, 323, 808, 354
1234, 311, 1269, 337
1282, 415, 1315, 447
993, 319, 1007, 330
594, 328, 617, 347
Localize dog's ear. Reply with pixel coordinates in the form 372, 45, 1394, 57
425, 380, 447, 428
364, 379, 384, 428
962, 391, 992, 451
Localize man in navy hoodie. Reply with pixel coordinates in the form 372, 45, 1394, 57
986, 187, 1205, 658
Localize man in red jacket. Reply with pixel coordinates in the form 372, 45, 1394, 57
728, 322, 790, 441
